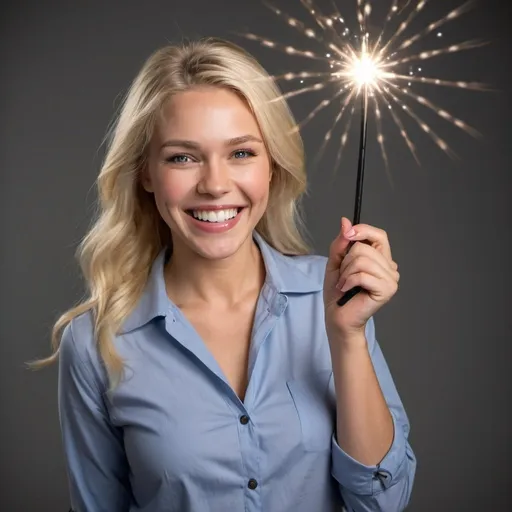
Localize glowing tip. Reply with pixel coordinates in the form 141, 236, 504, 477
352, 53, 379, 86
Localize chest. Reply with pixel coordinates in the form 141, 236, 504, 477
109, 308, 337, 511
182, 306, 257, 401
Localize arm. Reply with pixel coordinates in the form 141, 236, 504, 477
58, 320, 133, 512
330, 316, 416, 511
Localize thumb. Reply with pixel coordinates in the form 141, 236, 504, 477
326, 217, 353, 272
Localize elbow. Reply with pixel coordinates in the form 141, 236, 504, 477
341, 445, 417, 512
377, 446, 417, 512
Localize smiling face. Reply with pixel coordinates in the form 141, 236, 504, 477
143, 86, 272, 261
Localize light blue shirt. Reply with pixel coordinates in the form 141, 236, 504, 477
58, 231, 416, 512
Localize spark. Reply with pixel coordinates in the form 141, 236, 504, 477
238, 0, 491, 178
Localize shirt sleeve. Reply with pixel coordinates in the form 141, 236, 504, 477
58, 319, 133, 512
330, 316, 417, 512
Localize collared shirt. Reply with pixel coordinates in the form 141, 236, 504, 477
58, 231, 416, 512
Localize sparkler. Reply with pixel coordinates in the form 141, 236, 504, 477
239, 0, 489, 305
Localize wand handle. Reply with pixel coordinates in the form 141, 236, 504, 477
337, 286, 362, 306
337, 87, 369, 308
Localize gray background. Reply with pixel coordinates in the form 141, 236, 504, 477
1, 0, 511, 510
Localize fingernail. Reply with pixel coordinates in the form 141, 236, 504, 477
345, 228, 356, 238
336, 278, 346, 291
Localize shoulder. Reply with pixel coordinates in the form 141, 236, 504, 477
280, 252, 378, 349
59, 310, 95, 360
58, 310, 107, 390
290, 253, 328, 273
284, 253, 329, 287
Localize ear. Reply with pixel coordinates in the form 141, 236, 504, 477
140, 165, 154, 193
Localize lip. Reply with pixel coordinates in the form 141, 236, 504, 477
185, 207, 245, 234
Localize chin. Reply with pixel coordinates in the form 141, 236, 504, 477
186, 233, 252, 261
173, 225, 255, 262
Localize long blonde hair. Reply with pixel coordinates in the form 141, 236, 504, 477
29, 37, 311, 387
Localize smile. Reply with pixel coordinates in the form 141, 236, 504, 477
186, 208, 244, 223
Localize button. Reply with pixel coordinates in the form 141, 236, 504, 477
374, 470, 391, 486
271, 294, 288, 315
248, 478, 258, 490
240, 415, 249, 425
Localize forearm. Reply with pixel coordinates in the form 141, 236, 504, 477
330, 332, 394, 467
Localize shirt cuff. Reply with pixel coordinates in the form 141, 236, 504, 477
331, 410, 408, 496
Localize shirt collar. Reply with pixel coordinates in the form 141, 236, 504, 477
120, 230, 323, 334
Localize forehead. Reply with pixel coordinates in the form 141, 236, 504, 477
155, 86, 263, 142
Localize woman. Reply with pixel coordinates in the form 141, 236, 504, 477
33, 37, 416, 511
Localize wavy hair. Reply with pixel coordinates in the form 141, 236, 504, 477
29, 37, 311, 387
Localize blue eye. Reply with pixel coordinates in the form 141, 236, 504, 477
233, 149, 256, 159
167, 154, 191, 164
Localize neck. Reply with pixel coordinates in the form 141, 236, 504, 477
164, 234, 265, 308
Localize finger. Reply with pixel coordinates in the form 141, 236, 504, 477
339, 272, 398, 299
339, 241, 398, 277
344, 224, 393, 261
337, 255, 398, 290
338, 256, 395, 285
326, 217, 353, 272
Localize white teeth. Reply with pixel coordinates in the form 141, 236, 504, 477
191, 208, 239, 222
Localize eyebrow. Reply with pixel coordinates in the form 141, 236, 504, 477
160, 134, 263, 150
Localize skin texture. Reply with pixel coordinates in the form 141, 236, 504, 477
324, 216, 400, 466
324, 216, 400, 340
142, 86, 271, 307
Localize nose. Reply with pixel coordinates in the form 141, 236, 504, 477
196, 158, 231, 197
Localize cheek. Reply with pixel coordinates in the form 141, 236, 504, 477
239, 168, 271, 202
154, 171, 194, 208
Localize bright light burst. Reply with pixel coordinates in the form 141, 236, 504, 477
239, 0, 490, 183
350, 47, 382, 87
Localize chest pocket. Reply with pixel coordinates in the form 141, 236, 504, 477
286, 369, 335, 452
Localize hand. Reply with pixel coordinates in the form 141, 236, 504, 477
323, 217, 400, 341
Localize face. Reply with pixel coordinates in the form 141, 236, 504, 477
143, 86, 272, 261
